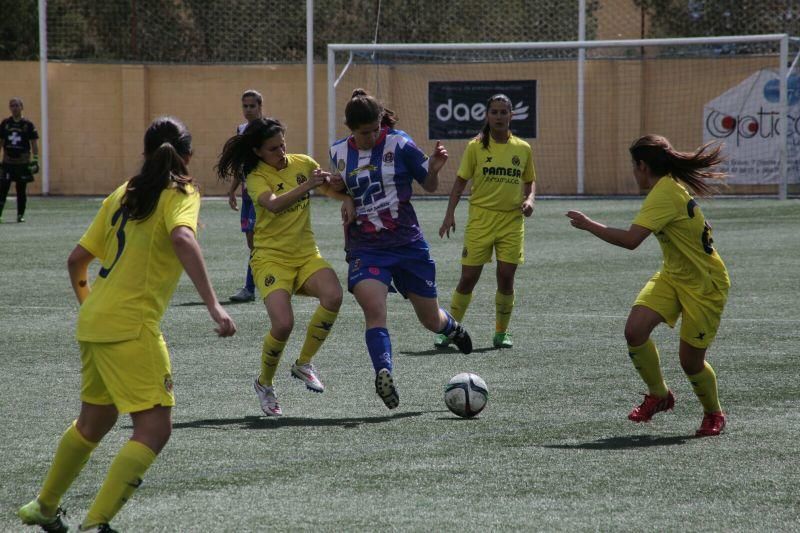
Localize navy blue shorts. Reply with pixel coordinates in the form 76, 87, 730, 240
347, 239, 438, 298
240, 187, 256, 233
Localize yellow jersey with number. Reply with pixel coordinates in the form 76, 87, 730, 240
246, 154, 321, 262
76, 181, 200, 342
457, 134, 535, 212
632, 176, 730, 291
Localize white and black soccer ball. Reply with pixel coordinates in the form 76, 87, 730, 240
444, 372, 488, 418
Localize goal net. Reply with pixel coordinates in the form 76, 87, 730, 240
328, 35, 800, 197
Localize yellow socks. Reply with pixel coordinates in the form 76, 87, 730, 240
687, 362, 722, 414
296, 306, 338, 366
449, 290, 472, 322
38, 421, 98, 516
83, 440, 156, 528
627, 339, 670, 397
259, 332, 287, 387
495, 291, 515, 333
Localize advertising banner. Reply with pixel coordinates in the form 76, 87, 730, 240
703, 70, 800, 184
428, 80, 537, 140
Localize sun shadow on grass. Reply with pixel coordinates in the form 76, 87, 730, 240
175, 300, 242, 307
169, 410, 424, 430
400, 346, 497, 357
542, 434, 693, 450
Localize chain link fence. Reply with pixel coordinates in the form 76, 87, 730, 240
0, 0, 796, 63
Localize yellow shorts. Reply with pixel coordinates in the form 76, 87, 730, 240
634, 272, 728, 349
250, 250, 332, 300
462, 205, 524, 266
80, 325, 174, 414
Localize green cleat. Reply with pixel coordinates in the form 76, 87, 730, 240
433, 333, 451, 349
18, 499, 68, 532
493, 332, 513, 348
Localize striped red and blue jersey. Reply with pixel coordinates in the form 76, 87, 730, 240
329, 127, 430, 250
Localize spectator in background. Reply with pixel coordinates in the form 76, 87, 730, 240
0, 97, 39, 223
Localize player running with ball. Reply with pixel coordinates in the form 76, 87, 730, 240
329, 89, 473, 410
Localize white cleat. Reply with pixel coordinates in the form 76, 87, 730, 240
253, 378, 282, 416
290, 362, 325, 393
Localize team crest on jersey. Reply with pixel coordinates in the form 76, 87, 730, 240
337, 159, 345, 172
462, 247, 468, 258
352, 258, 362, 270
264, 274, 276, 287
296, 173, 307, 185
512, 155, 521, 167
383, 152, 394, 164
164, 375, 174, 393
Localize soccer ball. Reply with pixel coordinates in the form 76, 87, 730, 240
444, 372, 488, 418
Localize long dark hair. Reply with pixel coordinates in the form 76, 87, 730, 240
122, 117, 193, 221
344, 88, 398, 130
477, 93, 513, 150
216, 117, 286, 182
629, 135, 726, 197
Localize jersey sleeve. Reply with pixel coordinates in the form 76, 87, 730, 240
28, 121, 39, 140
163, 187, 200, 234
456, 142, 477, 181
78, 196, 112, 260
522, 146, 536, 183
246, 167, 271, 205
399, 135, 430, 184
632, 185, 676, 233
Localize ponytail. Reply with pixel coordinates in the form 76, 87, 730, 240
630, 135, 726, 197
216, 117, 286, 182
123, 117, 194, 220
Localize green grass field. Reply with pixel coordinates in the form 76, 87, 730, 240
1, 196, 799, 532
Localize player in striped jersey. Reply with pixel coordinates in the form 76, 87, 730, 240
329, 88, 473, 410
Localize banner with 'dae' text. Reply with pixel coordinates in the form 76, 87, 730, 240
428, 80, 537, 140
703, 69, 800, 185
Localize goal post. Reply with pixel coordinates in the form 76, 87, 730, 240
328, 34, 797, 198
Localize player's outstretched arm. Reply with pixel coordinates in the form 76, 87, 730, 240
566, 210, 651, 250
439, 176, 468, 238
170, 226, 237, 337
67, 245, 95, 305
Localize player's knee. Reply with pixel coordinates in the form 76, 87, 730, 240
270, 314, 294, 338
324, 291, 343, 312
624, 324, 647, 347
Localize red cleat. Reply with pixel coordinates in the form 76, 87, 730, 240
696, 411, 726, 436
628, 390, 675, 422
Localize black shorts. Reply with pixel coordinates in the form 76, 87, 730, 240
1, 163, 34, 183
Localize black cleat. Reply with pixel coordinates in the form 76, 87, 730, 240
375, 368, 399, 409
448, 323, 473, 354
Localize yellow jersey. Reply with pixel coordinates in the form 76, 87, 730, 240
246, 154, 321, 262
457, 134, 536, 212
76, 181, 200, 342
633, 176, 730, 291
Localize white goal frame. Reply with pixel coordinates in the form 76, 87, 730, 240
328, 34, 795, 199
